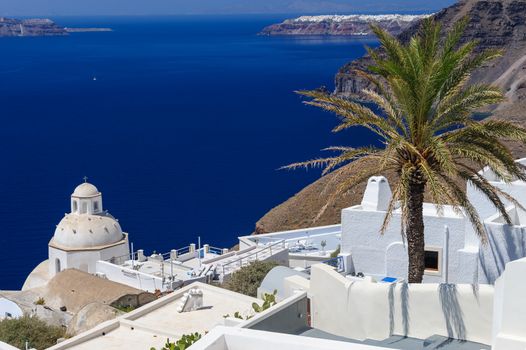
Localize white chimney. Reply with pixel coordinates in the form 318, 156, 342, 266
361, 176, 392, 211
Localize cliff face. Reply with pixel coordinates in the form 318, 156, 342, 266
259, 14, 429, 36
255, 0, 526, 234
0, 18, 67, 37
335, 0, 526, 98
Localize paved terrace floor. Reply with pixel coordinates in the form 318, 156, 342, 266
48, 282, 259, 350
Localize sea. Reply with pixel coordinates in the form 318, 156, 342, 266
0, 15, 379, 290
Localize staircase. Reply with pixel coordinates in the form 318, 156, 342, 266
213, 240, 288, 282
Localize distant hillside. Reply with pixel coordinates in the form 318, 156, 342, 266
0, 17, 112, 37
0, 0, 457, 16
0, 17, 67, 36
255, 0, 526, 234
260, 14, 430, 36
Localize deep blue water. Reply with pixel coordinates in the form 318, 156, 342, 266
0, 16, 378, 290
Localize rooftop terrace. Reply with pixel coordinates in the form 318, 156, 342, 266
48, 282, 259, 350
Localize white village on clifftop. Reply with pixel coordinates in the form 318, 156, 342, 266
2, 157, 526, 349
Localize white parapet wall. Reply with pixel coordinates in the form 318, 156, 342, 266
96, 260, 165, 292
191, 326, 387, 350
0, 341, 23, 350
309, 264, 494, 345
0, 297, 23, 320
492, 257, 526, 349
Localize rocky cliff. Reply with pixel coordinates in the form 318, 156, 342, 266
0, 17, 68, 36
255, 0, 526, 234
335, 0, 526, 99
260, 14, 429, 36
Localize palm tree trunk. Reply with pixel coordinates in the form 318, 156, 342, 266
406, 172, 426, 283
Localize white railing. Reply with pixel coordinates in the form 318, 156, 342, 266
220, 240, 286, 277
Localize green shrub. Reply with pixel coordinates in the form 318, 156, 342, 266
251, 290, 277, 313
34, 297, 45, 306
150, 332, 202, 350
113, 304, 135, 313
330, 245, 340, 258
0, 315, 65, 350
224, 290, 278, 320
223, 260, 279, 297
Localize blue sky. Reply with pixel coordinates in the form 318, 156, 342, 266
1, 0, 457, 16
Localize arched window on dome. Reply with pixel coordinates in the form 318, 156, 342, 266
72, 200, 78, 213
93, 201, 99, 212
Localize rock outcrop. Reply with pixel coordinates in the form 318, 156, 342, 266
0, 17, 68, 37
260, 14, 429, 36
67, 302, 123, 336
255, 0, 526, 234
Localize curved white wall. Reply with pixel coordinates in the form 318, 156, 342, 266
309, 264, 493, 345
0, 298, 23, 320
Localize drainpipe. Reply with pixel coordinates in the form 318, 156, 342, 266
443, 225, 449, 284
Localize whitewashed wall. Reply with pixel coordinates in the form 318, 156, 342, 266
341, 204, 466, 283
480, 219, 526, 284
309, 264, 493, 345
492, 257, 526, 349
0, 341, 21, 350
0, 298, 23, 320
48, 239, 129, 277
465, 170, 526, 283
95, 261, 164, 292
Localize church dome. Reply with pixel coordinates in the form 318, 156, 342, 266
50, 181, 126, 250
73, 182, 100, 198
51, 212, 124, 249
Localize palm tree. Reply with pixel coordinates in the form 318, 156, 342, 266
284, 18, 526, 283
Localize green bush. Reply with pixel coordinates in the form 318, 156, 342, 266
0, 315, 65, 350
224, 290, 278, 320
150, 333, 202, 350
223, 260, 279, 297
113, 304, 135, 313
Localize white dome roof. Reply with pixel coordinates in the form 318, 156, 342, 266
73, 182, 100, 198
51, 213, 124, 249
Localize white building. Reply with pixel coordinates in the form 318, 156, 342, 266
341, 161, 526, 284
48, 182, 130, 277
20, 180, 288, 294
247, 159, 526, 285
340, 175, 466, 283
24, 257, 526, 350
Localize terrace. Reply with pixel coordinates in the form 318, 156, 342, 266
47, 283, 260, 350
238, 224, 341, 269
95, 244, 227, 292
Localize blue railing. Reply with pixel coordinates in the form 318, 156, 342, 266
177, 246, 191, 255
209, 246, 224, 255
321, 256, 344, 273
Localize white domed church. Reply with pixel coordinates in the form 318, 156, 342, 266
48, 181, 130, 277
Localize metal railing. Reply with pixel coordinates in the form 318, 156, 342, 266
321, 256, 344, 273
176, 246, 191, 255
209, 246, 224, 255
220, 240, 286, 277
103, 245, 227, 268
